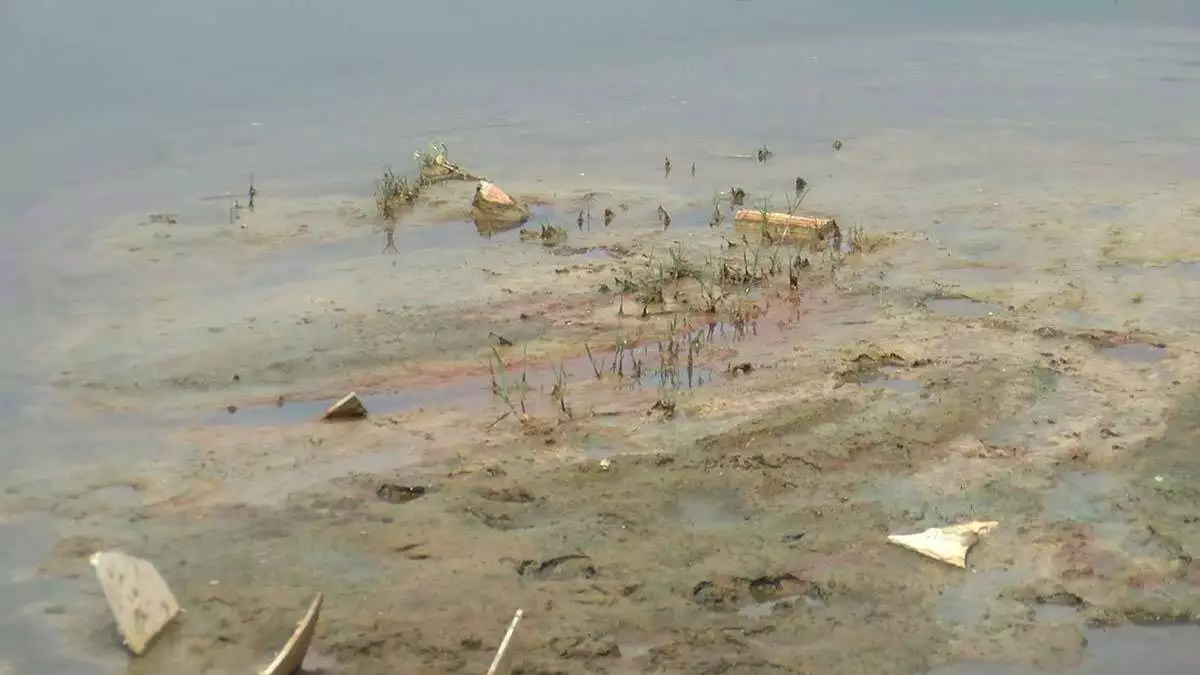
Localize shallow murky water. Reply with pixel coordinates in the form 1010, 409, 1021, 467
1103, 343, 1169, 363
5, 0, 1200, 672
927, 624, 1200, 675
864, 367, 926, 393
927, 298, 1009, 319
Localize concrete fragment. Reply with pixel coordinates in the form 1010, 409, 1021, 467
322, 392, 367, 421
887, 521, 999, 569
89, 550, 181, 655
261, 593, 323, 675
485, 609, 524, 675
473, 181, 531, 225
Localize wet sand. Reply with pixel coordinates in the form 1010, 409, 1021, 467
4, 3, 1200, 674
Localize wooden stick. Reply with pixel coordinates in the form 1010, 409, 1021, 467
733, 210, 835, 231
486, 609, 524, 675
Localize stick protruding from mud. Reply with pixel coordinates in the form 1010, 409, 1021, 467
486, 609, 524, 675
261, 593, 324, 675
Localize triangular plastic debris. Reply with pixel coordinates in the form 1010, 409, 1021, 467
261, 593, 323, 675
90, 550, 181, 655
887, 521, 999, 568
322, 393, 367, 421
485, 609, 524, 675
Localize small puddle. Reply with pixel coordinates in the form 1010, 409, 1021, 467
688, 320, 768, 344
936, 265, 1021, 286
863, 367, 923, 393
673, 207, 723, 230
938, 568, 1033, 626
576, 247, 615, 261
401, 204, 558, 250
738, 592, 827, 619
1103, 343, 1167, 363
0, 517, 113, 674
1042, 470, 1124, 523
1056, 310, 1115, 330
612, 628, 674, 672
1167, 261, 1200, 280
212, 379, 486, 426
1088, 204, 1128, 221
926, 298, 1007, 319
924, 624, 1200, 675
215, 298, 804, 427
672, 495, 746, 530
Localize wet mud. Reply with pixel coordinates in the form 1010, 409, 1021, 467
4, 145, 1200, 675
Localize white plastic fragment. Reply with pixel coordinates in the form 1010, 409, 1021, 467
90, 550, 181, 655
261, 593, 324, 675
485, 609, 524, 675
887, 521, 999, 569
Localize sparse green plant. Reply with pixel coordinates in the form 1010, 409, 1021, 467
1101, 223, 1125, 259
730, 186, 746, 207
550, 361, 571, 418
488, 345, 528, 424
665, 244, 699, 281
788, 253, 810, 289
375, 166, 420, 222
519, 219, 568, 245
584, 342, 604, 380
782, 189, 807, 215
846, 223, 888, 254
697, 273, 727, 314
709, 193, 725, 228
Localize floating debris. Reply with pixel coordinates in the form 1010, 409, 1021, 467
261, 593, 323, 675
887, 521, 999, 569
90, 551, 181, 655
832, 139, 843, 151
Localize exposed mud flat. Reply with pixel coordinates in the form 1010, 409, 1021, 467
5, 5, 1200, 672
3, 142, 1200, 673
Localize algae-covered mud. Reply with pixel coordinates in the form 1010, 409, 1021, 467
4, 2, 1200, 674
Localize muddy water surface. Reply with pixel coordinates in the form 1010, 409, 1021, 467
4, 1, 1200, 673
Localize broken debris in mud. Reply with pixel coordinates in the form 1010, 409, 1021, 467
90, 550, 181, 655
22, 129, 1200, 675
473, 181, 531, 226
887, 521, 999, 569
261, 592, 324, 675
322, 392, 368, 421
